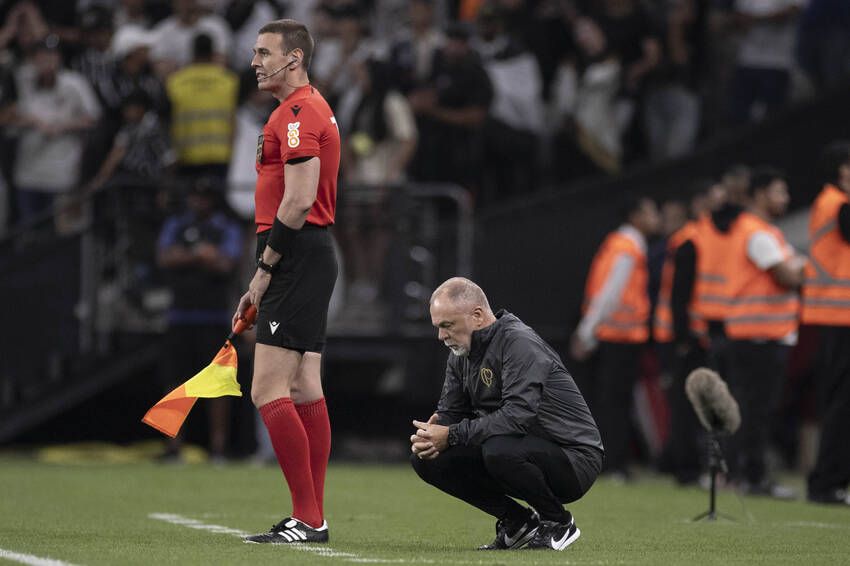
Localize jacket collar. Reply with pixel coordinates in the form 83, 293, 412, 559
468, 309, 508, 361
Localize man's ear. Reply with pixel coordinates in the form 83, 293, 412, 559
472, 306, 484, 327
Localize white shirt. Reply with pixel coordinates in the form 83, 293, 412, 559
14, 69, 101, 192
150, 14, 233, 69
735, 0, 806, 70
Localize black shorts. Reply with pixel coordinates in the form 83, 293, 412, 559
255, 224, 337, 353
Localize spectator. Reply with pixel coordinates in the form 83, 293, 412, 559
571, 196, 661, 479
796, 0, 850, 89
156, 178, 243, 463
725, 0, 804, 123
338, 58, 418, 307
84, 89, 175, 197
114, 0, 152, 29
108, 25, 168, 120
550, 16, 624, 178
581, 0, 662, 161
310, 3, 383, 109
73, 5, 116, 110
225, 0, 279, 70
471, 2, 544, 203
407, 22, 492, 193
166, 32, 238, 182
387, 0, 445, 94
12, 36, 101, 229
149, 0, 233, 78
643, 0, 705, 161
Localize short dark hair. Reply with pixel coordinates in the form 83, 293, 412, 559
258, 19, 315, 70
193, 33, 214, 60
818, 141, 850, 186
619, 195, 652, 224
748, 167, 786, 197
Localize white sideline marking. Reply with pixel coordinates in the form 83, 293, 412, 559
784, 521, 850, 530
0, 548, 79, 566
148, 513, 403, 563
148, 513, 621, 564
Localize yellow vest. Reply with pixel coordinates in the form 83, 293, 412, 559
167, 63, 238, 166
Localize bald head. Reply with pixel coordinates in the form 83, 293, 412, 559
430, 277, 492, 312
430, 278, 496, 357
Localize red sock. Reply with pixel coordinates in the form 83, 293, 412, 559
259, 398, 322, 528
296, 398, 331, 520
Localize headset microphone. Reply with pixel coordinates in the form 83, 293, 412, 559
261, 58, 298, 80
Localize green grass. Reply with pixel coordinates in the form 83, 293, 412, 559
2, 454, 850, 565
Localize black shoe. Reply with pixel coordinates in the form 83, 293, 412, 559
527, 514, 580, 551
243, 517, 329, 544
808, 489, 850, 506
477, 507, 539, 550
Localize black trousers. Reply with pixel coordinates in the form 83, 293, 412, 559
808, 326, 850, 495
661, 343, 705, 484
410, 435, 602, 523
591, 341, 642, 473
724, 340, 789, 485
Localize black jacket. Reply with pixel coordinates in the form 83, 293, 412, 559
437, 310, 604, 453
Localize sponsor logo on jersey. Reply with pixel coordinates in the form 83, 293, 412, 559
287, 122, 301, 148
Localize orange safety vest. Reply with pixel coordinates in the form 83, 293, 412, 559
691, 213, 738, 324
583, 229, 650, 343
724, 212, 799, 341
801, 184, 850, 326
652, 221, 707, 343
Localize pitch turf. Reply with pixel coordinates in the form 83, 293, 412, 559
2, 453, 850, 565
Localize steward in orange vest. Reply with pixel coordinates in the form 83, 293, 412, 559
803, 141, 850, 506
571, 197, 660, 477
721, 168, 803, 498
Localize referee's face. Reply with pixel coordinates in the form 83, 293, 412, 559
430, 298, 479, 357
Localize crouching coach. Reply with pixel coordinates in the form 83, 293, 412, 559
410, 277, 603, 551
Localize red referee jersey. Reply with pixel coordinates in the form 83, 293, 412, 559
254, 84, 340, 232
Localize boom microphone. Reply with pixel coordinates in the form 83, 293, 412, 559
685, 368, 741, 435
264, 58, 298, 79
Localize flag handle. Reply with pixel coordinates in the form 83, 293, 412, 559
228, 304, 258, 341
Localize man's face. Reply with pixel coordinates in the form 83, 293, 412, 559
763, 179, 790, 218
34, 49, 61, 79
430, 297, 481, 357
635, 199, 662, 237
252, 33, 290, 92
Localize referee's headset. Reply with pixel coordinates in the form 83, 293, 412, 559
265, 56, 300, 79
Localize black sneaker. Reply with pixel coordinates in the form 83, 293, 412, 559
527, 515, 580, 551
477, 507, 540, 550
808, 489, 850, 506
243, 517, 329, 544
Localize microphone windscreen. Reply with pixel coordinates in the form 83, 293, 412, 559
685, 368, 741, 435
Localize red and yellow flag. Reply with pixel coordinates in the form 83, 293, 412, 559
142, 341, 242, 437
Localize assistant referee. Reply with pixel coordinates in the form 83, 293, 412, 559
234, 19, 340, 545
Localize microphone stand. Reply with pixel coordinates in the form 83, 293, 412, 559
693, 430, 736, 522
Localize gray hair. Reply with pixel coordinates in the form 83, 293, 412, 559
430, 277, 492, 312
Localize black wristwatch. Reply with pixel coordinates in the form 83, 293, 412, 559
257, 258, 278, 274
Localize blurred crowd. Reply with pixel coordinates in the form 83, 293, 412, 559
1, 0, 850, 238
571, 142, 850, 504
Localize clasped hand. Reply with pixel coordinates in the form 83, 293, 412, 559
410, 414, 449, 460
